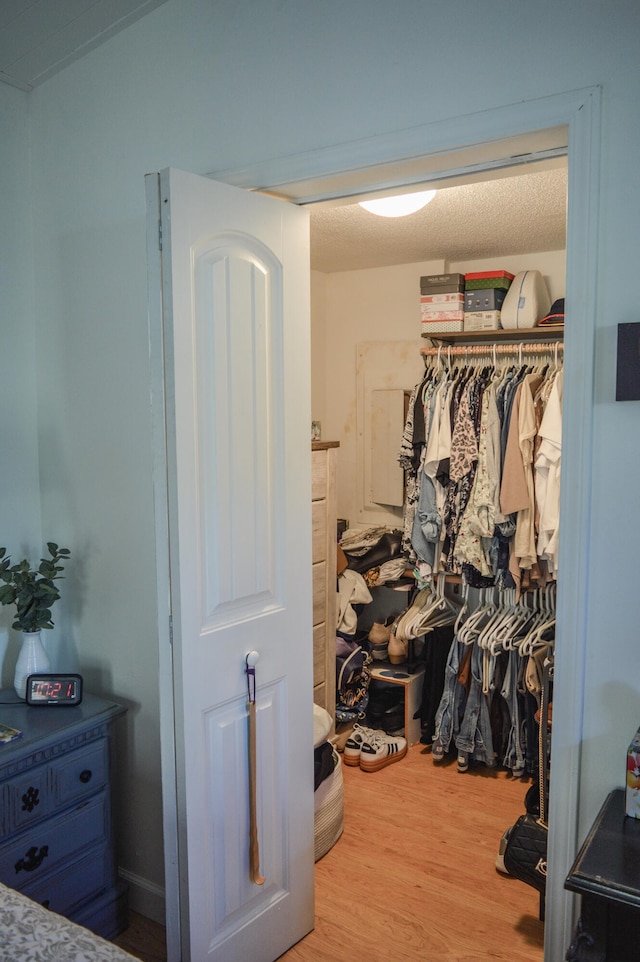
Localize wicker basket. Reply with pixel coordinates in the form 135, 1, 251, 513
314, 747, 344, 861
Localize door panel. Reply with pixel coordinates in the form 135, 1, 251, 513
151, 167, 314, 962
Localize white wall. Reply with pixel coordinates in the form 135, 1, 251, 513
310, 270, 327, 429
0, 85, 42, 682
314, 250, 566, 527
2, 0, 638, 934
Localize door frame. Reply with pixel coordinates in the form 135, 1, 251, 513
146, 87, 602, 960
151, 85, 600, 961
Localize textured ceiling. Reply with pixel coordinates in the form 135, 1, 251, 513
309, 165, 567, 273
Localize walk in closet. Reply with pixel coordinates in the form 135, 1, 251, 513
302, 164, 566, 962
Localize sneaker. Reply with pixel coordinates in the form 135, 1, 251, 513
359, 731, 407, 772
343, 724, 377, 767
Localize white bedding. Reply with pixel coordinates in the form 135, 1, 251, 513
0, 883, 137, 962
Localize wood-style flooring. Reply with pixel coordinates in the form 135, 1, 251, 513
113, 910, 167, 961
280, 742, 544, 962
114, 743, 544, 962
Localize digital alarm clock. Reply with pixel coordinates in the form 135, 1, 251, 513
25, 674, 83, 706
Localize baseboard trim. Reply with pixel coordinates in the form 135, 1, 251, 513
118, 868, 165, 926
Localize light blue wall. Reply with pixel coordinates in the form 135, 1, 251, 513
4, 0, 639, 926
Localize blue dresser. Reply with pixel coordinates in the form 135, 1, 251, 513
0, 690, 127, 939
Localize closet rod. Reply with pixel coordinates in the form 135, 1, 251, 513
420, 340, 564, 360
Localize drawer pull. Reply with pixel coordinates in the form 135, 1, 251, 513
21, 787, 40, 812
15, 845, 49, 874
79, 769, 93, 784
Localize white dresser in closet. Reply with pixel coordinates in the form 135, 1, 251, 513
311, 441, 339, 728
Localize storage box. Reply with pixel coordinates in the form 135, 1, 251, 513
464, 270, 514, 291
421, 309, 465, 321
421, 314, 464, 334
626, 727, 640, 818
420, 293, 465, 313
420, 292, 465, 306
464, 310, 502, 332
464, 288, 507, 312
420, 272, 465, 293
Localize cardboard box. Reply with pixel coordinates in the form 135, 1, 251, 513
420, 272, 465, 290
420, 294, 465, 314
421, 315, 464, 334
464, 288, 507, 312
420, 292, 465, 306
464, 270, 514, 291
464, 310, 502, 332
421, 309, 465, 321
626, 727, 640, 817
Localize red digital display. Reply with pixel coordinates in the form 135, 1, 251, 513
26, 675, 83, 706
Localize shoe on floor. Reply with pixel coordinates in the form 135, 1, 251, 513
359, 731, 407, 772
343, 724, 377, 766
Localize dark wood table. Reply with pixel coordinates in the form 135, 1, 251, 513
565, 788, 640, 961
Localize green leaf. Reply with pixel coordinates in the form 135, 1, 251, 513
0, 584, 16, 604
0, 544, 69, 629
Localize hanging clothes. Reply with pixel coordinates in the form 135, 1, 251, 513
403, 341, 562, 776
399, 343, 564, 590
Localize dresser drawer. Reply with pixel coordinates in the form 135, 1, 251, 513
313, 624, 326, 687
22, 842, 111, 917
2, 739, 107, 838
312, 561, 326, 626
311, 450, 327, 500
312, 500, 327, 564
0, 792, 107, 888
2, 766, 51, 836
54, 739, 107, 807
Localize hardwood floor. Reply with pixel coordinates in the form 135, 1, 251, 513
113, 910, 167, 962
280, 742, 544, 962
114, 744, 544, 962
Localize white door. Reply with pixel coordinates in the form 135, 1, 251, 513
147, 167, 315, 961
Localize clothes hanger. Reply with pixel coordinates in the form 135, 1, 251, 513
522, 582, 557, 655
476, 588, 514, 650
453, 580, 471, 635
515, 587, 547, 656
483, 587, 532, 654
457, 587, 497, 646
411, 572, 460, 636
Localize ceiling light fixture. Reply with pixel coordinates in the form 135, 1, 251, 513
359, 189, 437, 218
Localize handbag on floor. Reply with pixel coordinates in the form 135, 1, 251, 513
503, 656, 553, 894
502, 812, 547, 893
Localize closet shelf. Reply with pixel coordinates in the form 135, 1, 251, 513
422, 327, 564, 347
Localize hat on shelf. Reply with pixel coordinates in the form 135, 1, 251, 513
538, 298, 565, 326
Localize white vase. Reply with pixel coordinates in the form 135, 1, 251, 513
14, 630, 51, 700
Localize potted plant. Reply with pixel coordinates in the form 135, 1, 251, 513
0, 543, 71, 699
